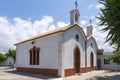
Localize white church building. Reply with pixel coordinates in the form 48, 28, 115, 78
15, 7, 99, 77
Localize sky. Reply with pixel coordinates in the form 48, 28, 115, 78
0, 0, 114, 53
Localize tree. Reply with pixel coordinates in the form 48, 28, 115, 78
107, 48, 120, 64
6, 49, 16, 64
0, 53, 6, 66
97, 0, 120, 49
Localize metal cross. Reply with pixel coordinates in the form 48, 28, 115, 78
75, 0, 78, 9
89, 19, 92, 25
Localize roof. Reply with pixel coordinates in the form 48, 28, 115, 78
86, 36, 98, 49
86, 36, 91, 40
15, 23, 98, 48
15, 24, 81, 45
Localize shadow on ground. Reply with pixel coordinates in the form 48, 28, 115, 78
90, 75, 120, 80
5, 70, 57, 79
89, 70, 120, 80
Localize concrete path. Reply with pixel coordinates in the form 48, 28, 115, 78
0, 69, 115, 80
64, 70, 107, 80
0, 69, 56, 80
89, 70, 120, 80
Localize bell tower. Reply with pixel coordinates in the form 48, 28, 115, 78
87, 19, 93, 36
70, 0, 80, 25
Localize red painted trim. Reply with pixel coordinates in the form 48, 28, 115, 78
85, 41, 87, 72
65, 66, 96, 77
91, 52, 94, 70
32, 49, 34, 65
65, 69, 74, 77
35, 48, 37, 65
17, 67, 58, 77
74, 46, 80, 73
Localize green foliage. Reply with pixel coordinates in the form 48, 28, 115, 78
6, 49, 16, 64
0, 53, 6, 65
97, 0, 120, 49
107, 49, 120, 64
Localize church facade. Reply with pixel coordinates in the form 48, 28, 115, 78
15, 9, 98, 77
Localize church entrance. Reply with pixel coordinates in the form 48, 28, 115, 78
74, 46, 80, 73
91, 52, 94, 70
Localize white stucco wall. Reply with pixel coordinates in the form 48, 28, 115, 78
63, 26, 86, 69
16, 24, 98, 76
16, 33, 60, 69
87, 38, 97, 67
98, 55, 120, 70
3, 57, 14, 66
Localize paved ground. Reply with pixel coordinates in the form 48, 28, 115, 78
0, 68, 120, 80
0, 69, 57, 80
64, 70, 107, 80
88, 70, 120, 80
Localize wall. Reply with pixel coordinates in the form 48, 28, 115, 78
87, 38, 97, 67
3, 57, 14, 66
98, 55, 120, 70
16, 33, 60, 69
63, 26, 86, 69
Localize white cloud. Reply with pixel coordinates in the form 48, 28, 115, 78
87, 4, 94, 9
82, 15, 113, 52
87, 4, 104, 10
48, 25, 56, 31
80, 20, 87, 26
0, 17, 9, 24
0, 15, 113, 53
96, 4, 104, 9
0, 16, 68, 52
85, 23, 113, 52
89, 16, 95, 20
33, 16, 54, 33
57, 21, 68, 28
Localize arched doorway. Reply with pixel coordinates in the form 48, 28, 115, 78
74, 46, 80, 73
90, 52, 94, 70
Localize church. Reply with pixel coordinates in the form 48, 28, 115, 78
15, 3, 99, 77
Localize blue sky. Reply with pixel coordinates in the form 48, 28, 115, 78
0, 0, 113, 52
0, 0, 99, 23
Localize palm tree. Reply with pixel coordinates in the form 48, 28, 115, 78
97, 0, 120, 50
6, 49, 16, 64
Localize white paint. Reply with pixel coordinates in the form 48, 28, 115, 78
70, 10, 80, 24
16, 24, 98, 77
87, 25, 93, 36
16, 33, 59, 69
63, 26, 86, 69
87, 38, 97, 67
98, 55, 120, 70
3, 57, 14, 66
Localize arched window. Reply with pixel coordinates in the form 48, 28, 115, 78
75, 34, 79, 41
91, 43, 93, 47
29, 46, 40, 65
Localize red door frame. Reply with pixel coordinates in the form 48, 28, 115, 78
74, 46, 80, 73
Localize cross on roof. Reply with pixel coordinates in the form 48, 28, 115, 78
89, 19, 92, 25
75, 0, 78, 9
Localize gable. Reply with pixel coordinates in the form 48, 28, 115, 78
63, 26, 85, 44
87, 37, 98, 51
63, 24, 87, 41
15, 24, 87, 45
